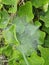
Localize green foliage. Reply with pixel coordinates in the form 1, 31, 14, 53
28, 51, 44, 65
38, 45, 49, 65
18, 1, 34, 22
31, 0, 49, 8
0, 0, 49, 65
40, 8, 49, 27
0, 10, 10, 28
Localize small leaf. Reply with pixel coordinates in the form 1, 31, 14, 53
31, 0, 49, 8
42, 26, 49, 34
38, 45, 49, 65
0, 10, 10, 28
2, 45, 13, 57
2, 0, 19, 5
18, 1, 34, 22
3, 25, 19, 45
43, 3, 48, 12
28, 51, 44, 65
8, 5, 17, 13
44, 35, 49, 48
40, 8, 49, 27
34, 21, 41, 27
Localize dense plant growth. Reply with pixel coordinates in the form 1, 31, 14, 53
0, 0, 49, 65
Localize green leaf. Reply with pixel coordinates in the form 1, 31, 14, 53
2, 0, 19, 13
18, 1, 34, 22
8, 59, 19, 65
2, 0, 19, 5
19, 59, 26, 65
0, 10, 10, 28
3, 25, 19, 45
42, 3, 49, 12
40, 8, 49, 27
28, 51, 44, 65
13, 17, 26, 34
37, 30, 45, 44
42, 26, 49, 34
44, 35, 49, 47
38, 45, 49, 65
12, 49, 21, 60
8, 5, 17, 13
31, 0, 49, 8
2, 45, 13, 57
0, 45, 13, 57
34, 21, 41, 27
